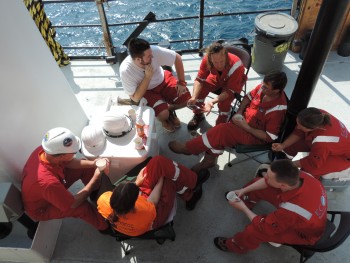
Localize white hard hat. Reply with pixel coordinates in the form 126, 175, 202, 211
102, 111, 133, 137
81, 125, 106, 155
42, 127, 81, 155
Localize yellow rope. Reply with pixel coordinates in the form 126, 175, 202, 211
23, 0, 70, 67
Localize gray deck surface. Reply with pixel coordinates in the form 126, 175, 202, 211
3, 50, 349, 263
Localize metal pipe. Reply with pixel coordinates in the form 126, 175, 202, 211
284, 0, 350, 138
122, 12, 156, 46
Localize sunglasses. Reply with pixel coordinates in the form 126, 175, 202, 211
212, 44, 224, 53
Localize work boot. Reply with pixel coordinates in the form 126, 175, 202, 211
169, 110, 181, 128
186, 185, 203, 211
187, 113, 205, 130
196, 169, 210, 187
168, 141, 191, 155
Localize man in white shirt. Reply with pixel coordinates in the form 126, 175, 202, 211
120, 38, 191, 132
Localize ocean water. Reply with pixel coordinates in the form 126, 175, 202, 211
44, 0, 292, 56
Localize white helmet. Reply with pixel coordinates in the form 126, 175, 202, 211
42, 127, 81, 155
102, 111, 133, 137
81, 125, 106, 155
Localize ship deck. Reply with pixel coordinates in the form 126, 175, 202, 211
3, 50, 350, 263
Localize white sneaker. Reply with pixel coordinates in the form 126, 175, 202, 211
255, 163, 270, 178
268, 242, 282, 247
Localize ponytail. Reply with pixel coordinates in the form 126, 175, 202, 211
298, 107, 331, 129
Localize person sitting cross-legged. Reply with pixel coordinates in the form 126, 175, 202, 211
213, 160, 328, 254
97, 155, 210, 237
169, 71, 288, 173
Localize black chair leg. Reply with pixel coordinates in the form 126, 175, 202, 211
228, 152, 232, 167
120, 241, 131, 255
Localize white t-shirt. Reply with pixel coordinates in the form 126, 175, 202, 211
120, 46, 176, 96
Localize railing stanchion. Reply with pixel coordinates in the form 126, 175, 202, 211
199, 0, 205, 56
95, 0, 114, 57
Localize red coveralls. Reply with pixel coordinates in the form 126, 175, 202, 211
186, 84, 287, 156
21, 146, 108, 230
193, 52, 246, 124
285, 110, 350, 178
138, 155, 198, 228
233, 172, 328, 251
144, 70, 191, 116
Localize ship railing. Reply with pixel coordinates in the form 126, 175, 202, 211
42, 0, 292, 63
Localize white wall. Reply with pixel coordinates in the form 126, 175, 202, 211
0, 1, 88, 183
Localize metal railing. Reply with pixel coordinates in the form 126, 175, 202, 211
43, 0, 292, 62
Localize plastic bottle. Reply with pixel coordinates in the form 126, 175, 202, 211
135, 115, 145, 138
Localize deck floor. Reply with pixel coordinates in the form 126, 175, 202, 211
2, 50, 348, 263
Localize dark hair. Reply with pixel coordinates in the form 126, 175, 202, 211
297, 107, 331, 129
263, 71, 287, 92
270, 159, 299, 186
108, 182, 139, 223
205, 42, 228, 70
128, 38, 151, 59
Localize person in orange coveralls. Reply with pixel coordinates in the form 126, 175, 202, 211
97, 155, 209, 236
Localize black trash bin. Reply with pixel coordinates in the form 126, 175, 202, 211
252, 12, 298, 74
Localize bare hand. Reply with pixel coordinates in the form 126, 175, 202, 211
271, 143, 284, 152
144, 64, 153, 80
234, 188, 246, 199
135, 167, 146, 186
103, 158, 110, 175
203, 101, 214, 115
187, 99, 204, 112
232, 117, 248, 129
176, 84, 187, 96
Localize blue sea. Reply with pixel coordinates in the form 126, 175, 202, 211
44, 0, 292, 56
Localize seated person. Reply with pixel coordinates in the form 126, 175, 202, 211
214, 160, 328, 254
21, 127, 111, 234
169, 71, 288, 172
97, 156, 209, 237
120, 38, 191, 133
272, 107, 350, 179
187, 42, 246, 129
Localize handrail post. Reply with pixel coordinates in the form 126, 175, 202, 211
95, 0, 114, 56
199, 0, 205, 55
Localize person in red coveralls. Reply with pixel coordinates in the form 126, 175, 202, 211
21, 127, 111, 234
187, 41, 246, 129
272, 107, 350, 179
213, 160, 328, 254
169, 71, 288, 172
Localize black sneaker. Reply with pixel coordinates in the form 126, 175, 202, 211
186, 185, 203, 211
196, 169, 210, 187
187, 113, 205, 131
